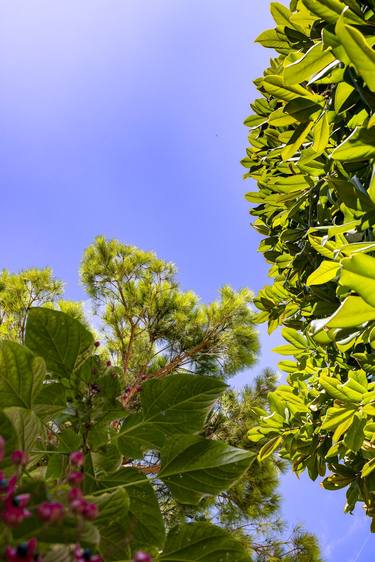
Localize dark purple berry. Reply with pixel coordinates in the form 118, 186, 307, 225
106, 360, 111, 367
94, 341, 100, 348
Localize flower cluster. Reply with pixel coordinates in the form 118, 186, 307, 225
0, 438, 101, 562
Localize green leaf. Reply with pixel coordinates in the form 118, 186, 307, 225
25, 307, 94, 379
302, 0, 363, 25
255, 29, 290, 52
262, 75, 323, 102
306, 261, 341, 286
0, 341, 45, 408
159, 436, 253, 505
331, 127, 375, 161
5, 407, 44, 452
327, 297, 375, 328
159, 522, 250, 562
312, 112, 330, 154
340, 254, 375, 307
258, 435, 283, 461
322, 406, 354, 431
94, 488, 131, 561
344, 413, 366, 452
281, 121, 314, 161
362, 457, 375, 478
284, 98, 322, 122
95, 468, 165, 551
336, 17, 375, 92
117, 374, 226, 458
284, 43, 335, 84
282, 327, 308, 348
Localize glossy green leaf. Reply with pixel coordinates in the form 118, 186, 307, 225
284, 43, 336, 84
327, 297, 375, 328
258, 435, 283, 461
306, 260, 341, 286
159, 436, 253, 505
281, 121, 314, 161
302, 0, 363, 25
331, 127, 375, 161
262, 75, 323, 102
340, 254, 375, 306
344, 413, 366, 452
160, 522, 249, 562
25, 307, 94, 379
336, 17, 375, 92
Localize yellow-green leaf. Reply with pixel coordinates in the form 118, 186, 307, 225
258, 435, 283, 462
340, 254, 375, 307
284, 43, 336, 85
306, 260, 341, 286
336, 16, 375, 93
281, 121, 314, 161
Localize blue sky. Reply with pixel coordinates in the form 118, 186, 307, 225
0, 1, 374, 560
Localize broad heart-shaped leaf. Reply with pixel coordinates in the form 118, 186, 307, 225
340, 253, 375, 306
117, 374, 227, 458
306, 260, 341, 286
336, 17, 375, 92
0, 411, 19, 466
0, 341, 45, 408
93, 468, 165, 551
4, 407, 44, 452
93, 488, 131, 561
159, 436, 253, 505
25, 307, 94, 379
159, 522, 249, 562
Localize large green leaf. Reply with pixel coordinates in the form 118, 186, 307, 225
94, 488, 131, 561
306, 260, 341, 286
159, 522, 249, 562
0, 341, 45, 408
261, 75, 322, 102
25, 307, 94, 379
302, 0, 363, 25
159, 435, 253, 505
95, 468, 165, 551
340, 253, 375, 306
117, 374, 226, 457
336, 17, 375, 92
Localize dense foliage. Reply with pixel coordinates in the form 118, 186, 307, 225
0, 239, 322, 560
242, 0, 375, 530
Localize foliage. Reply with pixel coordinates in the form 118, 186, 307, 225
80, 236, 259, 381
0, 306, 253, 560
242, 0, 375, 530
0, 239, 263, 560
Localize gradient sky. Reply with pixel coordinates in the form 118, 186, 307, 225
0, 1, 374, 560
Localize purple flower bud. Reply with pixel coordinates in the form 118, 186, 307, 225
11, 450, 28, 466
37, 501, 65, 523
94, 341, 100, 348
67, 471, 85, 485
133, 552, 153, 562
69, 451, 85, 467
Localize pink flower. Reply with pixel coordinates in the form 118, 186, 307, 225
11, 450, 28, 466
0, 435, 5, 462
2, 494, 31, 526
68, 487, 83, 501
133, 552, 153, 562
70, 498, 98, 520
67, 471, 85, 485
5, 538, 41, 562
0, 473, 17, 498
69, 451, 85, 467
37, 501, 65, 523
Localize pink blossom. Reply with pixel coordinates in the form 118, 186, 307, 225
37, 501, 65, 523
0, 472, 17, 498
11, 450, 28, 466
67, 471, 85, 485
133, 552, 153, 562
70, 498, 98, 520
68, 487, 83, 501
69, 451, 85, 467
2, 494, 31, 526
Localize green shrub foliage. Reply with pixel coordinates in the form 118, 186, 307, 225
243, 0, 375, 530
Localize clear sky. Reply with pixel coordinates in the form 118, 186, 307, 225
0, 1, 374, 560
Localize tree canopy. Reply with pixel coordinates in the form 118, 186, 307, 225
242, 0, 375, 532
